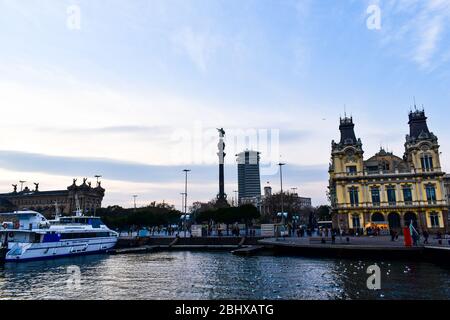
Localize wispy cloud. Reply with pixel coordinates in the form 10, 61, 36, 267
378, 0, 450, 70
0, 149, 327, 184
171, 27, 223, 73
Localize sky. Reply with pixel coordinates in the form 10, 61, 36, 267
0, 0, 449, 210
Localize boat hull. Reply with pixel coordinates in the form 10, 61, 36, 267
4, 237, 117, 262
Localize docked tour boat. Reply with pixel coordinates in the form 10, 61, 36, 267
0, 210, 118, 262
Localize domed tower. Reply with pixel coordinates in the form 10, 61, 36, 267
404, 109, 441, 173
330, 116, 364, 177
329, 116, 364, 231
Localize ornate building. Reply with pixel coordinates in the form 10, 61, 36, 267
329, 110, 448, 234
0, 178, 105, 217
445, 174, 450, 205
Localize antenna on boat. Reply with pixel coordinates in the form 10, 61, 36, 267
74, 193, 82, 217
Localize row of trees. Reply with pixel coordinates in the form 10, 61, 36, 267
96, 203, 181, 230
96, 200, 331, 230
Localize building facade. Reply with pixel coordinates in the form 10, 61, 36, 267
0, 178, 105, 217
261, 184, 312, 222
445, 174, 450, 207
236, 150, 261, 205
329, 110, 448, 234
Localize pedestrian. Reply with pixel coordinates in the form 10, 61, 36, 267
423, 230, 429, 244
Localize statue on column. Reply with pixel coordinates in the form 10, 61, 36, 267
215, 128, 229, 208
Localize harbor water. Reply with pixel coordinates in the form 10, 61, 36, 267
1, 251, 450, 300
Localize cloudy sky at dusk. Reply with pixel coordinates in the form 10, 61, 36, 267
0, 0, 449, 210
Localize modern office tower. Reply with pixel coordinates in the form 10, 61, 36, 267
236, 150, 261, 205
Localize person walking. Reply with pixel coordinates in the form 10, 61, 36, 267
423, 230, 429, 244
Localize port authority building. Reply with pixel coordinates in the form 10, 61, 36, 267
329, 110, 449, 235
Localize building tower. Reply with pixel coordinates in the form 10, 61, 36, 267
403, 109, 447, 230
236, 150, 261, 205
404, 109, 442, 173
329, 116, 364, 230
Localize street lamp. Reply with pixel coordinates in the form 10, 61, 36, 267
278, 162, 286, 226
183, 169, 191, 237
133, 195, 138, 212
180, 192, 185, 213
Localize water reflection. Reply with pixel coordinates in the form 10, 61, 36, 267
1, 252, 449, 300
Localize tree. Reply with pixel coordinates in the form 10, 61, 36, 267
194, 204, 260, 225
97, 204, 181, 230
316, 205, 332, 221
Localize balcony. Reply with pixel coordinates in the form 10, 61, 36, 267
334, 199, 448, 210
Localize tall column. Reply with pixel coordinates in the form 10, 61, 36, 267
216, 128, 228, 208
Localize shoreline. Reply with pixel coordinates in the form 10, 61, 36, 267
111, 235, 450, 265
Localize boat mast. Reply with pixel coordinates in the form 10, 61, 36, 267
54, 201, 61, 219
74, 193, 82, 217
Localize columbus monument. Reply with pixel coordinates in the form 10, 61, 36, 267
215, 128, 229, 208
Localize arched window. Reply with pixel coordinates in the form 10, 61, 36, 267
352, 214, 361, 228
429, 212, 440, 228
425, 184, 437, 204
348, 187, 359, 207
421, 154, 434, 172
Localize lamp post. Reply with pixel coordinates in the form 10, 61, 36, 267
233, 190, 238, 207
278, 163, 286, 226
133, 195, 138, 212
180, 193, 185, 213
183, 169, 191, 238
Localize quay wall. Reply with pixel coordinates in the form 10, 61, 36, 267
116, 236, 265, 248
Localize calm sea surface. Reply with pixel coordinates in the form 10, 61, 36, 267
1, 251, 450, 300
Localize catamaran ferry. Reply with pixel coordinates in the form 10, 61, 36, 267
0, 210, 118, 262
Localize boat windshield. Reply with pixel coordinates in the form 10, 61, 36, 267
57, 217, 104, 228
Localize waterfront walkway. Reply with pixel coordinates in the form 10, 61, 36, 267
260, 235, 450, 248
113, 234, 450, 262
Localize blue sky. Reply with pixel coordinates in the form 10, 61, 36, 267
0, 0, 449, 209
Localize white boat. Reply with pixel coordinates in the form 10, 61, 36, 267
0, 210, 118, 262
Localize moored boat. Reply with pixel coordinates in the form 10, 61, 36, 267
0, 210, 118, 262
